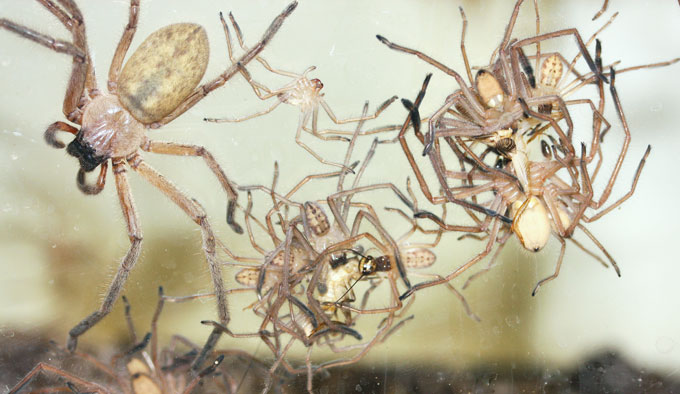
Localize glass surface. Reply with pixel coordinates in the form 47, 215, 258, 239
1, 0, 679, 392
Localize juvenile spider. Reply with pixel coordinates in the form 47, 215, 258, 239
0, 0, 297, 351
203, 12, 399, 171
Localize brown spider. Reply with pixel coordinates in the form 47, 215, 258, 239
0, 0, 298, 352
203, 11, 399, 171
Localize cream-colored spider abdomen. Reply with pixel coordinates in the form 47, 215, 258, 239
118, 23, 209, 124
540, 54, 564, 89
294, 312, 316, 337
303, 202, 346, 252
269, 246, 308, 273
402, 248, 436, 269
234, 266, 281, 294
304, 201, 331, 236
126, 358, 161, 394
235, 267, 261, 288
80, 94, 145, 159
511, 196, 551, 252
476, 70, 505, 109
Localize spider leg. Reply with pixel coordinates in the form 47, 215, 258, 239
563, 98, 610, 164
462, 237, 509, 290
233, 60, 279, 99
532, 235, 567, 296
7, 362, 108, 394
76, 161, 108, 195
191, 327, 223, 372
586, 68, 636, 211
316, 312, 396, 371
44, 121, 78, 149
316, 95, 399, 125
592, 0, 609, 20
376, 35, 485, 117
67, 159, 142, 353
142, 140, 243, 233
295, 111, 354, 172
41, 0, 95, 110
428, 144, 513, 223
315, 96, 401, 137
152, 1, 298, 127
304, 105, 350, 142
586, 145, 651, 221
242, 192, 271, 255
400, 218, 502, 300
262, 337, 295, 394
227, 10, 302, 78
305, 347, 314, 393
183, 355, 225, 393
577, 224, 620, 277
107, 0, 139, 92
204, 99, 283, 123
1, 0, 93, 121
126, 153, 230, 348
399, 74, 449, 205
121, 295, 138, 344
494, 0, 525, 63
222, 11, 243, 64
458, 6, 474, 84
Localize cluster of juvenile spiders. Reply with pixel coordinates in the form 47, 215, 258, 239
199, 101, 479, 391
377, 0, 677, 300
2, 0, 678, 393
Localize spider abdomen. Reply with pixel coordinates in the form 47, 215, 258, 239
118, 23, 209, 124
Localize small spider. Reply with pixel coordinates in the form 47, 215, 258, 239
203, 11, 399, 171
0, 0, 298, 352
